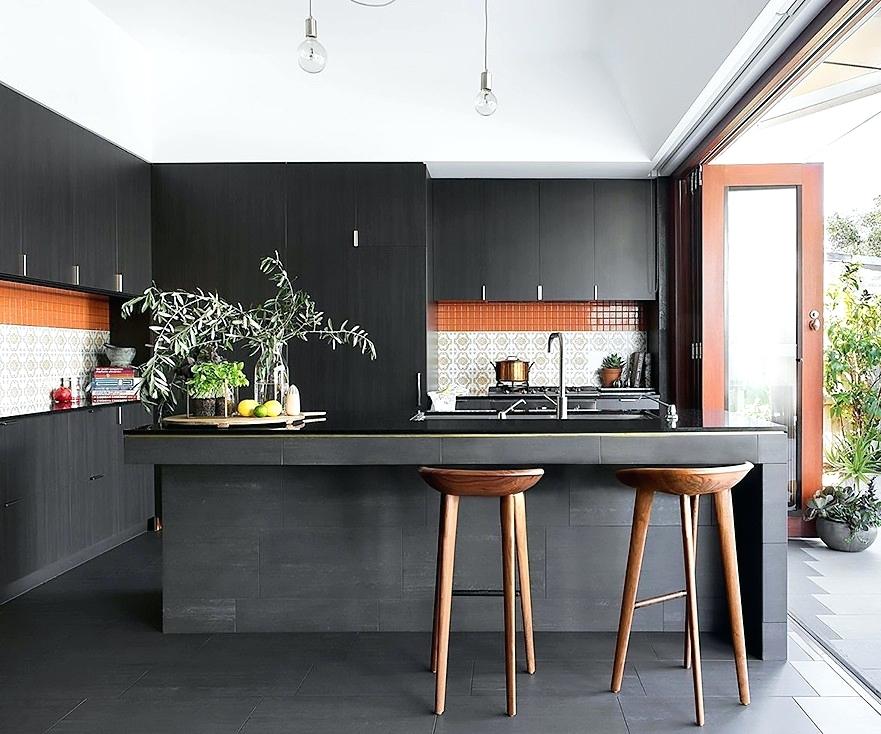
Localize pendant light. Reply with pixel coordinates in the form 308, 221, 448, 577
474, 0, 497, 116
298, 0, 327, 74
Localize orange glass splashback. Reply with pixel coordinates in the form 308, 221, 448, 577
0, 281, 110, 330
436, 301, 645, 332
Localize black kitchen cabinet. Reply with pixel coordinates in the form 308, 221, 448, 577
72, 125, 118, 291
355, 163, 427, 247
19, 96, 75, 284
117, 404, 153, 532
484, 180, 540, 301
70, 408, 118, 551
116, 149, 152, 295
539, 180, 595, 300
594, 179, 656, 300
0, 85, 22, 276
432, 179, 485, 301
37, 412, 72, 566
0, 418, 41, 582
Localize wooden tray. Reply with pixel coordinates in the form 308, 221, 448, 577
163, 413, 305, 429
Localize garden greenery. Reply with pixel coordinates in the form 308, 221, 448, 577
806, 485, 881, 542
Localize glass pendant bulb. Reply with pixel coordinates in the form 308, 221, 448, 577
475, 71, 497, 116
298, 16, 326, 73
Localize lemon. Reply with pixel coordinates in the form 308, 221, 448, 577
253, 404, 268, 418
237, 399, 259, 417
263, 400, 283, 417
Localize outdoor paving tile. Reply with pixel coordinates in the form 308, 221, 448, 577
240, 695, 436, 734
817, 614, 881, 639
436, 694, 628, 733
620, 695, 821, 733
49, 695, 260, 734
808, 576, 881, 594
471, 659, 644, 697
827, 640, 881, 670
790, 661, 859, 696
634, 660, 817, 698
796, 696, 881, 734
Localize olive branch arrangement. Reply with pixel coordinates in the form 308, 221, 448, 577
122, 252, 376, 411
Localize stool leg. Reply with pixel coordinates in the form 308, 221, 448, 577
434, 494, 460, 716
611, 486, 654, 693
684, 495, 700, 670
431, 494, 448, 673
514, 493, 536, 675
680, 495, 704, 726
714, 488, 750, 706
501, 495, 517, 717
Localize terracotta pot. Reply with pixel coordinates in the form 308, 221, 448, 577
600, 367, 622, 387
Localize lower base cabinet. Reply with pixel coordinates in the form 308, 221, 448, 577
0, 404, 153, 595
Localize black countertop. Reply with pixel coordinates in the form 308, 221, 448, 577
1, 398, 142, 421
125, 409, 785, 436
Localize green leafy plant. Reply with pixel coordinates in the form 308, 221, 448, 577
123, 252, 376, 411
187, 361, 249, 399
601, 353, 625, 369
806, 485, 881, 542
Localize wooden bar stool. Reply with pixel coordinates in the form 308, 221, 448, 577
418, 466, 544, 717
610, 463, 754, 726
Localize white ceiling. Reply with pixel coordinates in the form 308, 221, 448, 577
1, 0, 804, 175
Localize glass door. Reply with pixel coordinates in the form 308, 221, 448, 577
702, 164, 824, 536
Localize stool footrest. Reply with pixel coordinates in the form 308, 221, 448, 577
634, 589, 686, 609
452, 589, 521, 597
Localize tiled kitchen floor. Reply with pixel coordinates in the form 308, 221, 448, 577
1, 534, 880, 733
789, 538, 881, 697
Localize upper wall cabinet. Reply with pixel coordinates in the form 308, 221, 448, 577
594, 180, 655, 300
115, 148, 152, 295
355, 163, 427, 247
539, 180, 595, 301
0, 85, 22, 276
432, 178, 656, 302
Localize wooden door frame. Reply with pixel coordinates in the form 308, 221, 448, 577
702, 164, 823, 536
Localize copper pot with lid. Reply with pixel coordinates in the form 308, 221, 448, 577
491, 356, 533, 384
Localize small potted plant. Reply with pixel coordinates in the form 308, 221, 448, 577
600, 353, 625, 387
186, 361, 249, 417
805, 484, 881, 552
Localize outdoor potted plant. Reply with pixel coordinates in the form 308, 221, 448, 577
806, 484, 881, 552
599, 353, 625, 387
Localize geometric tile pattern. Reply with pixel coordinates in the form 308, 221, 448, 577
436, 301, 645, 332
437, 330, 647, 394
0, 324, 110, 416
0, 280, 110, 330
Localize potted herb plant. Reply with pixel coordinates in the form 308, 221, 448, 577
600, 353, 625, 387
806, 485, 881, 552
187, 361, 225, 417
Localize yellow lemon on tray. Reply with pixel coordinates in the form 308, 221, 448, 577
237, 399, 259, 417
253, 404, 268, 418
263, 400, 283, 417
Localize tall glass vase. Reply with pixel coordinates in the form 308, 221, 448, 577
254, 346, 288, 405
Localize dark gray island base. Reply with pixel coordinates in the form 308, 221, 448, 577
125, 412, 789, 660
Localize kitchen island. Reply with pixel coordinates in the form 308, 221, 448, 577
125, 410, 789, 659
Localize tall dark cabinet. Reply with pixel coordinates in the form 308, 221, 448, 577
0, 85, 22, 275
484, 180, 540, 301
431, 180, 484, 301
539, 180, 595, 300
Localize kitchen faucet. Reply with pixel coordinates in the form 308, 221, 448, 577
547, 332, 568, 420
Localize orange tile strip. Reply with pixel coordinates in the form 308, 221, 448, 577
436, 301, 645, 332
0, 281, 110, 331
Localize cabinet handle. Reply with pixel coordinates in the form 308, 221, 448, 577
481, 284, 486, 301
89, 473, 105, 481
115, 273, 124, 292
537, 284, 543, 301
593, 283, 598, 300
117, 406, 123, 425
353, 229, 359, 248
73, 264, 80, 285
4, 497, 24, 508
20, 253, 27, 277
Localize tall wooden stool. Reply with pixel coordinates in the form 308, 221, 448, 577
610, 463, 754, 726
418, 466, 544, 717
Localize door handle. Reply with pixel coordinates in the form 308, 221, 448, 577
808, 309, 821, 331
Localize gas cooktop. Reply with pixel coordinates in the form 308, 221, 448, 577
487, 385, 654, 396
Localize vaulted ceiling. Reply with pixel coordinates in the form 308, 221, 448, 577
0, 0, 814, 175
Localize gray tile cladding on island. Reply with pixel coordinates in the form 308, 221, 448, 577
162, 464, 754, 635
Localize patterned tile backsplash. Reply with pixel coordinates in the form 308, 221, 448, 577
0, 324, 109, 416
437, 330, 648, 394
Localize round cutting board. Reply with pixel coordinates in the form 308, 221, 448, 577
162, 414, 305, 429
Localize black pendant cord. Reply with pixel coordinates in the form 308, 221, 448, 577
484, 0, 489, 72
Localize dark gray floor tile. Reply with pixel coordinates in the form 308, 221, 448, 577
241, 695, 436, 733
620, 695, 821, 733
437, 694, 628, 733
50, 696, 260, 734
472, 659, 644, 697
193, 632, 358, 664
0, 661, 148, 701
0, 699, 83, 734
635, 659, 817, 698
297, 659, 473, 698
648, 631, 740, 661
533, 631, 657, 661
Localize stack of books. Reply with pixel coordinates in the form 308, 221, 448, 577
90, 367, 142, 404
